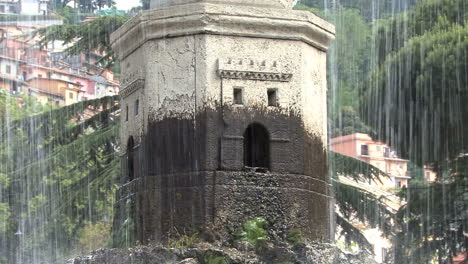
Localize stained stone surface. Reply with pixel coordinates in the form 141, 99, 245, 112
111, 0, 335, 245
150, 0, 295, 9
68, 242, 376, 264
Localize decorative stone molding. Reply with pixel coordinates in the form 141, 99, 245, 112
120, 79, 145, 99
218, 70, 292, 82
218, 58, 292, 82
121, 68, 145, 88
150, 0, 294, 9
110, 2, 335, 60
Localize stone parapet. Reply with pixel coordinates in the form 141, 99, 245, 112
111, 2, 335, 60
151, 0, 296, 9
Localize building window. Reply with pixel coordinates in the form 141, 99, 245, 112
38, 74, 43, 78
125, 105, 129, 121
267, 88, 278, 106
69, 92, 74, 99
233, 87, 243, 105
395, 181, 401, 188
244, 123, 270, 170
5, 65, 11, 74
134, 99, 139, 116
0, 6, 5, 13
384, 147, 390, 157
361, 145, 369, 155
127, 137, 135, 182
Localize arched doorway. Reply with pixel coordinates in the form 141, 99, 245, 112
243, 123, 270, 170
127, 136, 135, 181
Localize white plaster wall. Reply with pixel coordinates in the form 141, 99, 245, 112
21, 0, 41, 15
119, 34, 327, 150
301, 41, 328, 143
202, 35, 303, 113
0, 60, 18, 76
144, 36, 197, 120
150, 0, 294, 9
121, 90, 145, 148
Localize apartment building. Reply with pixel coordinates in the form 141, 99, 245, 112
331, 133, 411, 189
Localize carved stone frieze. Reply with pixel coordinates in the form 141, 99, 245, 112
218, 58, 293, 82
120, 79, 145, 98
121, 68, 145, 88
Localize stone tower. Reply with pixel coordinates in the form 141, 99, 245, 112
111, 0, 335, 244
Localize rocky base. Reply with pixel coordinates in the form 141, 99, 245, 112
68, 242, 375, 264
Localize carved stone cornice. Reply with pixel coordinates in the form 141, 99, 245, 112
218, 58, 292, 82
110, 2, 335, 60
218, 70, 292, 82
119, 79, 145, 99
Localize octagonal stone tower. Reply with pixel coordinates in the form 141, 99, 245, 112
111, 0, 335, 244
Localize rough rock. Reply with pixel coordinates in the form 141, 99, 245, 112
68, 242, 376, 264
178, 258, 199, 264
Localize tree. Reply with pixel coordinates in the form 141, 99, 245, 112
35, 14, 129, 68
363, 0, 468, 261
0, 95, 120, 263
49, 0, 115, 13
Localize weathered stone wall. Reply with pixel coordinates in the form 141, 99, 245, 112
111, 1, 335, 245
150, 0, 295, 9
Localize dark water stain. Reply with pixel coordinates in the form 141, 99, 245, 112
114, 103, 331, 244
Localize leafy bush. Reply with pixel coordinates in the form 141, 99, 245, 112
286, 229, 304, 245
235, 217, 268, 247
204, 255, 230, 264
78, 221, 112, 253
168, 233, 199, 248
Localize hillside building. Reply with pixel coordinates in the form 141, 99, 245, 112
331, 133, 411, 189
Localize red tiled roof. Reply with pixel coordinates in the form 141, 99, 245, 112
453, 252, 467, 262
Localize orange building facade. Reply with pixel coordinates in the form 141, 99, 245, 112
331, 133, 411, 189
28, 77, 81, 105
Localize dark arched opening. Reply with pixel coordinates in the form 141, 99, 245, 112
127, 136, 135, 181
244, 123, 270, 170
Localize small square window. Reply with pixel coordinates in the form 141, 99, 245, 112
69, 92, 74, 99
5, 65, 11, 74
267, 88, 278, 106
233, 88, 243, 105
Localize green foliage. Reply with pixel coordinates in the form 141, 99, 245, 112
365, 0, 468, 165
78, 221, 112, 253
286, 229, 304, 245
0, 202, 10, 234
330, 151, 388, 183
394, 157, 468, 263
168, 233, 199, 248
28, 195, 47, 214
204, 255, 230, 264
0, 94, 120, 263
34, 15, 129, 68
331, 151, 394, 251
362, 0, 468, 261
235, 217, 268, 247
